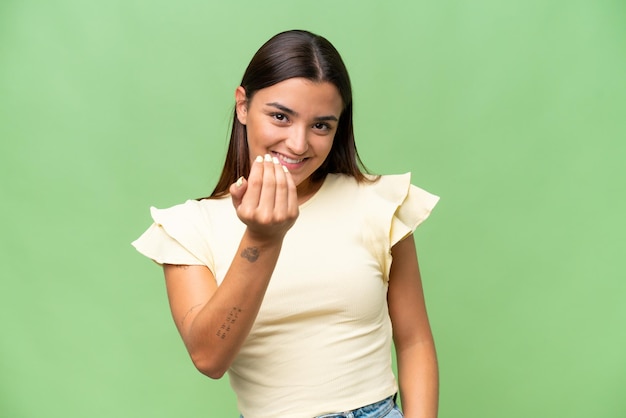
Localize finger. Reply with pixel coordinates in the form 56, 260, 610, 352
257, 154, 277, 217
273, 157, 289, 218
284, 166, 299, 219
229, 176, 248, 209
241, 155, 264, 209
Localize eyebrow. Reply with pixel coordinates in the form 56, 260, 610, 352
266, 102, 339, 122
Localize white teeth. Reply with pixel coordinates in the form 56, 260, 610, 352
276, 153, 304, 164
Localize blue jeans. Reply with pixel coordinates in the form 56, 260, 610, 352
240, 395, 403, 418
316, 395, 403, 418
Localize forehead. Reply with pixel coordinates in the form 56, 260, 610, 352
250, 78, 343, 115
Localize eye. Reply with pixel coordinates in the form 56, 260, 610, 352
313, 122, 331, 131
271, 113, 289, 122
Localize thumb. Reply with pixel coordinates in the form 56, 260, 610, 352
229, 176, 248, 208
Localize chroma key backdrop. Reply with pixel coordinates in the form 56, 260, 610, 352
1, 1, 624, 417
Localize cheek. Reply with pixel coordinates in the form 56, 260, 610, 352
247, 122, 284, 146
312, 136, 335, 158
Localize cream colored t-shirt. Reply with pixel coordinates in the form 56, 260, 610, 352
132, 173, 439, 418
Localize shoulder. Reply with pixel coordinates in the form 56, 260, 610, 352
321, 173, 438, 206
356, 173, 438, 207
147, 197, 236, 250
149, 197, 231, 226
361, 173, 410, 198
371, 173, 438, 206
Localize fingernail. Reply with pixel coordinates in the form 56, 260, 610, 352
264, 154, 272, 162
272, 156, 279, 164
282, 165, 289, 173
236, 176, 244, 187
255, 155, 263, 163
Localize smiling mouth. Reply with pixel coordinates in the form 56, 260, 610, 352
272, 152, 305, 164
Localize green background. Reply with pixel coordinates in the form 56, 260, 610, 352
1, 1, 624, 417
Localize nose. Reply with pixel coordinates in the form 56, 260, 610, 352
285, 126, 309, 155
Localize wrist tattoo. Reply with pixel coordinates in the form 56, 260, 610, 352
240, 246, 259, 262
216, 307, 242, 340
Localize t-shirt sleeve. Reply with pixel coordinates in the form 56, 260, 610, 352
389, 178, 440, 247
131, 200, 215, 274
131, 222, 204, 266
366, 173, 439, 281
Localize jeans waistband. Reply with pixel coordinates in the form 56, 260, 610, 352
315, 395, 396, 418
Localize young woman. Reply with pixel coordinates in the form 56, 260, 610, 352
133, 30, 439, 418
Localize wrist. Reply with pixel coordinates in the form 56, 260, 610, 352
242, 228, 286, 248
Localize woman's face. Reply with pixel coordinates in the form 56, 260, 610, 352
236, 77, 343, 195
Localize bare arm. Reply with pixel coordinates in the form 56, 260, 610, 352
388, 235, 439, 418
164, 155, 298, 379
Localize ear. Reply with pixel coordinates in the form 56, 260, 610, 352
235, 86, 248, 125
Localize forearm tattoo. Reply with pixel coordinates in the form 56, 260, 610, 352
180, 303, 203, 328
216, 307, 241, 340
240, 246, 259, 262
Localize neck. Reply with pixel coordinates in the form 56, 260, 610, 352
296, 178, 324, 205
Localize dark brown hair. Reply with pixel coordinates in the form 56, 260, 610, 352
209, 30, 371, 198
